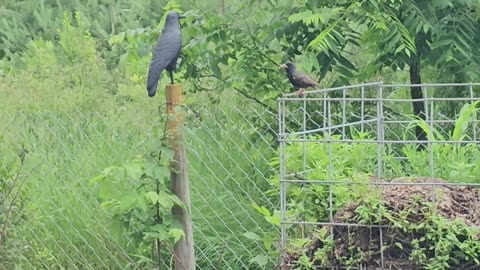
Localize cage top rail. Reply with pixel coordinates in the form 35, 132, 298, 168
384, 82, 480, 87
277, 96, 480, 102
281, 81, 383, 97
280, 81, 480, 99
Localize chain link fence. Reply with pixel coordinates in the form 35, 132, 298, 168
0, 99, 279, 269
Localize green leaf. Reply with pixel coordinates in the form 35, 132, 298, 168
288, 10, 314, 23
157, 190, 174, 208
98, 181, 115, 200
169, 194, 185, 208
137, 194, 149, 212
88, 174, 105, 185
125, 162, 143, 179
308, 21, 338, 52
144, 225, 169, 241
100, 199, 115, 208
394, 43, 406, 54
252, 202, 271, 217
265, 210, 281, 226
108, 32, 125, 45
146, 191, 159, 204
153, 165, 170, 180
169, 228, 185, 243
452, 101, 479, 141
263, 234, 274, 250
118, 194, 138, 212
108, 218, 124, 237
249, 255, 269, 266
243, 232, 262, 241
211, 61, 222, 79
405, 47, 411, 58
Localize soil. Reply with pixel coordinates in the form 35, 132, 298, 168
286, 177, 480, 270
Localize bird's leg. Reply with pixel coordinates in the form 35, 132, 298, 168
168, 70, 174, 84
295, 88, 305, 96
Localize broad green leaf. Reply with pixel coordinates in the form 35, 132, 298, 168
169, 228, 185, 243
125, 162, 142, 179
153, 165, 170, 180
137, 195, 149, 212
265, 210, 281, 226
118, 194, 138, 212
108, 218, 124, 237
144, 227, 169, 241
263, 234, 274, 250
249, 255, 269, 266
211, 61, 222, 79
146, 191, 159, 204
157, 190, 174, 208
169, 194, 185, 208
98, 181, 115, 200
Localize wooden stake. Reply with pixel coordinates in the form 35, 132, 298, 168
165, 84, 195, 270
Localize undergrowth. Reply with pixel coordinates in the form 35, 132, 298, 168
260, 102, 480, 269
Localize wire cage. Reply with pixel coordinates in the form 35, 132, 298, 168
277, 82, 480, 269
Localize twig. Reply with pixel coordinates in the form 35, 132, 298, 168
233, 87, 277, 114
232, 39, 279, 67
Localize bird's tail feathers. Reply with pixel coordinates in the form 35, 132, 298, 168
147, 82, 158, 97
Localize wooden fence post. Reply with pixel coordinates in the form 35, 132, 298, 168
165, 84, 195, 270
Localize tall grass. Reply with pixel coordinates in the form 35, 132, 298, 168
0, 18, 159, 268
1, 80, 161, 268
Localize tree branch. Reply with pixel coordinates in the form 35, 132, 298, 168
233, 87, 277, 114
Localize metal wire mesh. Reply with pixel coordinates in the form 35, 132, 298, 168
278, 82, 480, 269
1, 110, 152, 270
0, 100, 280, 269
184, 102, 279, 269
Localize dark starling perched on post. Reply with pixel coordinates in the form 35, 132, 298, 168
146, 11, 185, 97
280, 62, 319, 95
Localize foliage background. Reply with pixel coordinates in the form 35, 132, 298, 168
1, 0, 480, 269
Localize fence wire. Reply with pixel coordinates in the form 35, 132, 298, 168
278, 82, 480, 270
0, 100, 279, 270
2, 82, 480, 270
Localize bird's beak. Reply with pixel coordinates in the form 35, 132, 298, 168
279, 64, 287, 69
179, 14, 186, 19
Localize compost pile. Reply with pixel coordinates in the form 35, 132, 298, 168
288, 177, 480, 269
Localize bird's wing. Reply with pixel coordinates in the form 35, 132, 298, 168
302, 75, 318, 86
146, 30, 182, 93
293, 70, 318, 87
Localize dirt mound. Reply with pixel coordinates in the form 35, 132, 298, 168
382, 177, 480, 226
289, 177, 480, 269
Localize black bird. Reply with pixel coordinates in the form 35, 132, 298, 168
280, 62, 319, 95
146, 11, 184, 97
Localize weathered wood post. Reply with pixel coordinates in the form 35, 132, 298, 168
165, 84, 195, 270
